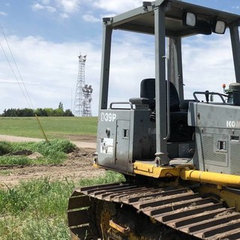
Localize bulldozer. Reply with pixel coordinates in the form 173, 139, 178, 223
68, 0, 240, 239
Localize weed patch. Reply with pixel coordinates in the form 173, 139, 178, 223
0, 139, 76, 166
0, 142, 12, 156
79, 170, 125, 186
0, 156, 30, 166
0, 171, 124, 240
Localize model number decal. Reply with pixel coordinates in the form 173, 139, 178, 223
101, 113, 116, 122
226, 120, 240, 128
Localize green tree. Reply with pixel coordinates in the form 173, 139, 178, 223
58, 102, 64, 111
53, 108, 64, 116
45, 108, 54, 116
64, 109, 74, 116
34, 108, 48, 116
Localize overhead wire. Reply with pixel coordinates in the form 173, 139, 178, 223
0, 25, 49, 143
0, 25, 33, 108
0, 41, 31, 107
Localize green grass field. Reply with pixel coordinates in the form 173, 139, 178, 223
0, 172, 124, 240
0, 117, 98, 139
0, 116, 104, 239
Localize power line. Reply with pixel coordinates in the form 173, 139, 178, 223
0, 25, 49, 142
0, 80, 39, 85
0, 25, 34, 108
0, 41, 32, 107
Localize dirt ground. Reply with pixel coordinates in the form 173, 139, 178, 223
60, 134, 96, 142
0, 135, 105, 188
0, 134, 97, 149
0, 134, 96, 143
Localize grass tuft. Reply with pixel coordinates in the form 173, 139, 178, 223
0, 139, 76, 166
0, 171, 124, 240
0, 178, 75, 216
0, 156, 30, 165
0, 142, 12, 156
79, 170, 125, 186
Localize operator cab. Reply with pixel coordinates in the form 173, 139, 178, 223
129, 78, 194, 146
96, 0, 240, 175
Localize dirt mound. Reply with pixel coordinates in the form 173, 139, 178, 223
0, 148, 105, 188
28, 152, 43, 159
68, 148, 95, 159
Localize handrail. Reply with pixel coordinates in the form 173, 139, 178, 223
193, 91, 228, 103
109, 102, 133, 110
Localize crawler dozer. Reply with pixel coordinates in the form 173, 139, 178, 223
68, 1, 240, 239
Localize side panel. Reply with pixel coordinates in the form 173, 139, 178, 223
97, 110, 133, 173
96, 109, 155, 174
189, 102, 240, 175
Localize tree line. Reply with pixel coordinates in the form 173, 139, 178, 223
1, 102, 74, 117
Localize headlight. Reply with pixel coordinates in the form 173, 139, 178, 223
184, 12, 197, 27
214, 20, 226, 34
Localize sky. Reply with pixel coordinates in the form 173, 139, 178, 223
0, 0, 239, 116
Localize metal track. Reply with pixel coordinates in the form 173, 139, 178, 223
68, 183, 240, 240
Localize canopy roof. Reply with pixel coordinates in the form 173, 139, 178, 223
108, 0, 240, 37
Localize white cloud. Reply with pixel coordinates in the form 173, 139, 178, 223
100, 12, 115, 18
32, 0, 143, 20
32, 0, 144, 18
0, 35, 101, 115
0, 11, 7, 16
32, 3, 56, 13
102, 32, 236, 107
32, 3, 44, 10
82, 14, 99, 23
32, 0, 80, 18
93, 0, 143, 14
55, 0, 80, 13
182, 33, 235, 99
60, 12, 69, 18
0, 30, 236, 115
41, 0, 50, 4
0, 33, 154, 116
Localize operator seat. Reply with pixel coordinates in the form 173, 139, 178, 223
129, 78, 194, 142
129, 78, 180, 111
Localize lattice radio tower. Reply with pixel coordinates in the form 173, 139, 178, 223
74, 54, 93, 117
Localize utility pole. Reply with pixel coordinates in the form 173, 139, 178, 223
74, 54, 86, 116
74, 54, 93, 116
